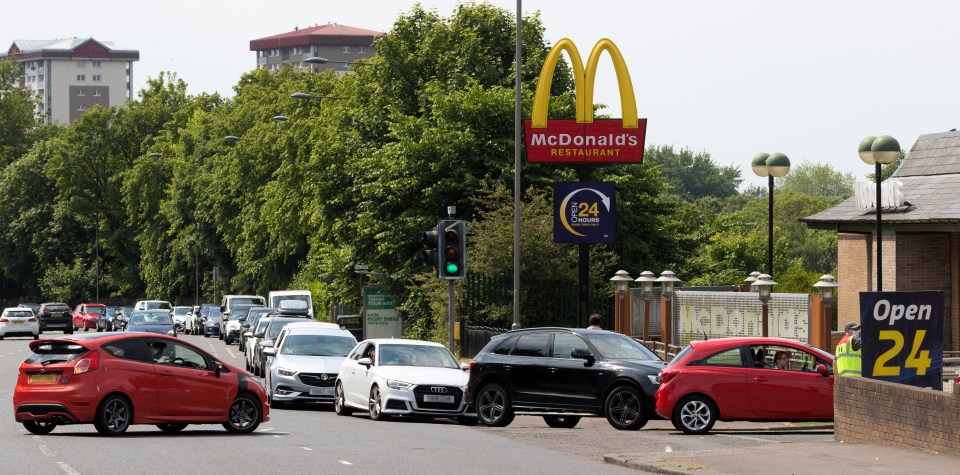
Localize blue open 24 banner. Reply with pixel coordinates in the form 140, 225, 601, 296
553, 182, 615, 244
859, 291, 944, 390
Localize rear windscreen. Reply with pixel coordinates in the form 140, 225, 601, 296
24, 343, 88, 365
45, 305, 69, 313
87, 307, 104, 315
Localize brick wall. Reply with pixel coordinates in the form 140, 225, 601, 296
896, 233, 953, 351
837, 233, 870, 330
835, 376, 960, 455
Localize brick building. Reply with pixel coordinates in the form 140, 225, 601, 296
803, 130, 960, 350
249, 23, 380, 74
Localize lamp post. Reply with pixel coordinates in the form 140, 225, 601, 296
291, 92, 345, 113
635, 271, 656, 342
304, 56, 366, 69
751, 153, 791, 275
813, 274, 840, 350
751, 273, 777, 337
743, 270, 761, 291
858, 135, 901, 291
610, 270, 633, 334
657, 270, 680, 345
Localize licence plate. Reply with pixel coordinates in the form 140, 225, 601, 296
423, 394, 455, 403
309, 387, 334, 396
11, 320, 23, 324
29, 373, 58, 384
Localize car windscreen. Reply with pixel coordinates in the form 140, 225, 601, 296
129, 312, 172, 326
24, 342, 89, 365
145, 301, 171, 310
254, 318, 272, 334
206, 313, 221, 322
266, 319, 301, 340
280, 334, 356, 356
379, 344, 459, 368
583, 333, 661, 361
173, 308, 191, 315
6, 310, 34, 319
230, 297, 264, 307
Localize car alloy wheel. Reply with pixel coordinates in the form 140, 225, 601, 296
22, 420, 57, 435
94, 395, 132, 436
368, 385, 389, 421
335, 381, 353, 416
543, 415, 581, 428
223, 394, 261, 434
673, 395, 717, 435
476, 383, 515, 427
156, 423, 188, 433
604, 385, 648, 430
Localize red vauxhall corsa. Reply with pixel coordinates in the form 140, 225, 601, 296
13, 333, 269, 436
655, 337, 834, 435
72, 303, 105, 332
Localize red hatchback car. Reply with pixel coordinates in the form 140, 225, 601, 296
655, 337, 834, 435
13, 333, 268, 436
73, 303, 105, 332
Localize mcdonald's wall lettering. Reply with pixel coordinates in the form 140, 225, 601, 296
524, 38, 647, 165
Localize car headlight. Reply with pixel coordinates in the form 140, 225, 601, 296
167, 330, 176, 336
277, 367, 297, 377
387, 379, 414, 390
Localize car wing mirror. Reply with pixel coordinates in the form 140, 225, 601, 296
571, 348, 596, 365
358, 357, 373, 367
253, 332, 264, 338
214, 362, 224, 378
262, 347, 277, 357
243, 331, 253, 338
816, 363, 830, 377
460, 363, 469, 371
262, 341, 274, 348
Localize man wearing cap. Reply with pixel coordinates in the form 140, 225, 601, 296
835, 322, 862, 377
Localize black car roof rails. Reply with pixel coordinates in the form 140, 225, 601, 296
502, 326, 575, 334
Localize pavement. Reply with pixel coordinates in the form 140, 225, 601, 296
603, 423, 960, 474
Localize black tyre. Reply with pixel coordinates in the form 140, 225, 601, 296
66, 329, 73, 335
23, 420, 56, 435
476, 383, 514, 427
0, 335, 4, 340
334, 382, 353, 416
33, 333, 39, 340
672, 395, 718, 435
457, 416, 479, 426
94, 395, 132, 436
219, 332, 224, 340
368, 385, 389, 421
604, 386, 648, 430
156, 423, 188, 433
224, 336, 233, 345
222, 393, 261, 434
543, 415, 581, 428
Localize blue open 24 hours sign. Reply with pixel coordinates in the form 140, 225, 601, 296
554, 182, 615, 244
860, 291, 944, 390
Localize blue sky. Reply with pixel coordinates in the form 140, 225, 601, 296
4, 0, 959, 189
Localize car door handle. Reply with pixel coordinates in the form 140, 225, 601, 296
503, 365, 512, 371
753, 376, 768, 382
160, 370, 174, 376
548, 367, 558, 373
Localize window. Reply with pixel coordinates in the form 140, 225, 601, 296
491, 336, 517, 355
77, 89, 85, 96
551, 333, 590, 359
77, 104, 86, 112
93, 89, 101, 97
147, 340, 209, 369
76, 61, 86, 67
102, 338, 151, 363
358, 46, 365, 53
511, 333, 550, 357
342, 46, 351, 54
695, 347, 744, 367
92, 75, 101, 82
750, 344, 828, 372
76, 74, 85, 81
92, 61, 101, 68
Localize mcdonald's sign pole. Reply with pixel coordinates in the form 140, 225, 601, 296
524, 38, 647, 328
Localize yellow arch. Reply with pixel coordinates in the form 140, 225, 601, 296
530, 38, 638, 129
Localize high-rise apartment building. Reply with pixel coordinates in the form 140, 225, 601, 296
1, 37, 139, 124
250, 23, 381, 73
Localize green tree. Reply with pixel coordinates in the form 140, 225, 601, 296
0, 59, 39, 168
644, 145, 742, 203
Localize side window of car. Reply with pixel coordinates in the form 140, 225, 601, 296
694, 347, 745, 367
147, 340, 208, 369
511, 333, 550, 357
103, 338, 152, 363
491, 336, 517, 355
351, 343, 369, 361
551, 333, 590, 358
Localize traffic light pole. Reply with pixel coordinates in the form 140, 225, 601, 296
448, 280, 456, 352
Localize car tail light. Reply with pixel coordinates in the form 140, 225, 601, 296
659, 370, 677, 384
73, 351, 100, 374
28, 317, 37, 322
0, 317, 7, 323
468, 360, 476, 372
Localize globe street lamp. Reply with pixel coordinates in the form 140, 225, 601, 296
751, 153, 791, 275
751, 273, 777, 337
635, 271, 657, 342
858, 135, 901, 291
610, 270, 633, 334
291, 92, 345, 113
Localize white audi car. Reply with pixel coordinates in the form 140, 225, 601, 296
0, 307, 40, 340
334, 338, 477, 425
262, 322, 356, 408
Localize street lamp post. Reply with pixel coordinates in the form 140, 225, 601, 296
291, 92, 345, 113
858, 135, 901, 291
751, 153, 791, 275
610, 270, 633, 334
814, 274, 840, 350
742, 270, 761, 292
656, 271, 680, 345
635, 271, 656, 342
751, 273, 777, 337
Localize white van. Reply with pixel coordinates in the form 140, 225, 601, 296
268, 290, 314, 319
220, 295, 266, 342
134, 300, 172, 311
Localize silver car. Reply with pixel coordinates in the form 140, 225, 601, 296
263, 323, 356, 408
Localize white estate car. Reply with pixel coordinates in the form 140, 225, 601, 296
0, 307, 40, 340
334, 339, 477, 425
262, 322, 356, 408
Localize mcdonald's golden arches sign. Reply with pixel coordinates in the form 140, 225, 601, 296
524, 38, 646, 164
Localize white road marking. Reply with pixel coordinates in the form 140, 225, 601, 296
225, 347, 235, 358
338, 461, 354, 466
39, 445, 53, 456
56, 462, 80, 474
301, 447, 313, 451
716, 433, 782, 443
274, 435, 282, 438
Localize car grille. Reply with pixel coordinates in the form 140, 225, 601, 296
298, 373, 336, 387
413, 385, 463, 409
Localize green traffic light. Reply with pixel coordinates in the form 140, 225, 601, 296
445, 262, 460, 274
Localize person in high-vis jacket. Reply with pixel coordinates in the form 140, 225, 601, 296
835, 323, 862, 377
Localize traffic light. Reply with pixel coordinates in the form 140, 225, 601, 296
422, 225, 439, 273
438, 220, 466, 280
